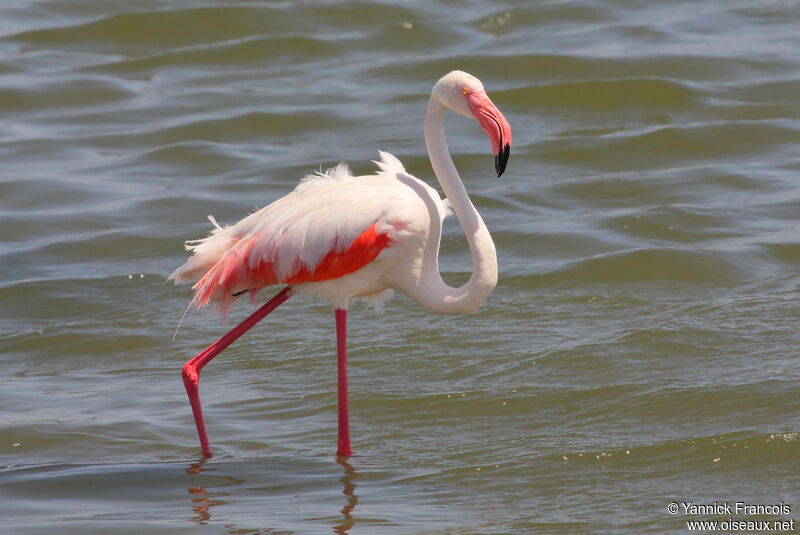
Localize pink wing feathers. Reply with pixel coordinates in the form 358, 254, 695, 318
170, 157, 410, 322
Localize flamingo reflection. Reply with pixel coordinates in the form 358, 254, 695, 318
185, 458, 230, 525
333, 456, 359, 534
184, 455, 359, 533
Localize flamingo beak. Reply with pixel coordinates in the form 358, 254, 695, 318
465, 91, 512, 177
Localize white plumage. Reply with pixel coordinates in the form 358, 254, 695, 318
170, 151, 449, 318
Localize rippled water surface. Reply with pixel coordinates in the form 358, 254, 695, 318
1, 1, 799, 533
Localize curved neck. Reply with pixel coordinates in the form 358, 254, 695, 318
414, 95, 497, 314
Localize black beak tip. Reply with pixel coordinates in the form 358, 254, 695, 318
495, 144, 510, 177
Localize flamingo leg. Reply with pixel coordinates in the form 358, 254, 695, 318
335, 308, 352, 457
182, 286, 294, 458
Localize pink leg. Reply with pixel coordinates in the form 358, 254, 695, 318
182, 286, 293, 458
335, 309, 352, 457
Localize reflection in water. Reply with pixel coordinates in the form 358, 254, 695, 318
185, 457, 231, 526
333, 457, 359, 534
184, 455, 359, 533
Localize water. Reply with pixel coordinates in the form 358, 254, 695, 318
1, 1, 799, 533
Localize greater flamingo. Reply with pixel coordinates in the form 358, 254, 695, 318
170, 70, 512, 458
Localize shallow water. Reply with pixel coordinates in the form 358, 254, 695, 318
1, 1, 799, 533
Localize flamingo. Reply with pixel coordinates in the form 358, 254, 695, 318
170, 70, 512, 458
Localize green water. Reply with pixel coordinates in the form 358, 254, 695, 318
1, 1, 799, 533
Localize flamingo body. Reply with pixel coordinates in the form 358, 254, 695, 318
171, 70, 511, 458
170, 153, 448, 319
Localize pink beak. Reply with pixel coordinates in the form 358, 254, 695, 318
466, 91, 512, 176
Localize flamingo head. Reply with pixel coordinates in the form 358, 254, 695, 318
434, 70, 512, 177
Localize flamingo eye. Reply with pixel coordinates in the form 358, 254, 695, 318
461, 88, 469, 96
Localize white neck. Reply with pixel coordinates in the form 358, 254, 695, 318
411, 95, 498, 314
